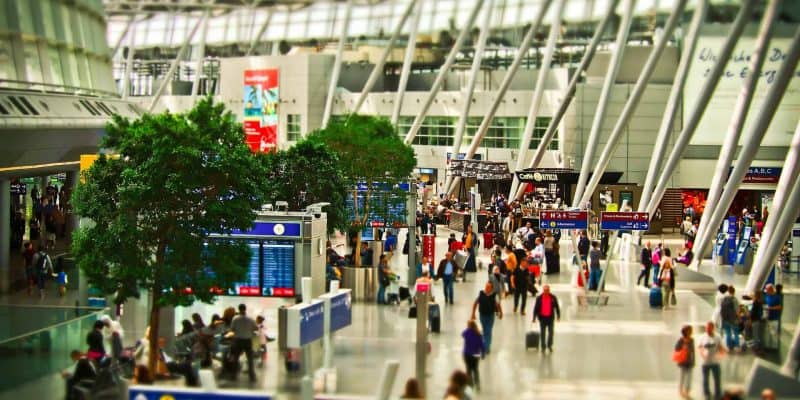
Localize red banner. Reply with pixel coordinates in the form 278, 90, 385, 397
422, 234, 436, 262
243, 69, 279, 153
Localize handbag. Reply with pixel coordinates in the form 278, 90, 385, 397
672, 343, 689, 364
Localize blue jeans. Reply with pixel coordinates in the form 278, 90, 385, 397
722, 321, 740, 349
479, 313, 495, 352
652, 263, 660, 285
377, 284, 386, 304
589, 268, 601, 291
442, 274, 454, 304
702, 363, 721, 399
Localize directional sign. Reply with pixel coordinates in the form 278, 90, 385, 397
286, 300, 325, 348
538, 211, 588, 230
129, 386, 272, 400
600, 212, 650, 231
328, 290, 352, 332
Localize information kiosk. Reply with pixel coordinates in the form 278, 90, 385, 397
713, 219, 730, 265
734, 226, 754, 274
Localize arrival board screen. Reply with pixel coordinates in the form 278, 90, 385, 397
229, 240, 262, 296
261, 240, 296, 297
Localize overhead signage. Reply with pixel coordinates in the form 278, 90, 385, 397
446, 152, 482, 163
538, 211, 588, 230
515, 168, 625, 185
600, 212, 650, 231
729, 166, 782, 184
10, 182, 26, 195
229, 221, 301, 238
286, 300, 325, 348
129, 386, 272, 400
516, 171, 559, 183
243, 69, 279, 153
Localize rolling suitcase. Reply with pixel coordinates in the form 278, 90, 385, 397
408, 305, 417, 319
649, 285, 663, 308
428, 303, 441, 333
525, 331, 540, 349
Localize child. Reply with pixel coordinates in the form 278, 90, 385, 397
57, 269, 67, 296
575, 262, 589, 309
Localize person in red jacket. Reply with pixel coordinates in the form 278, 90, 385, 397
532, 284, 561, 352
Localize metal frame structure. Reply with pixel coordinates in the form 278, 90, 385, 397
390, 0, 424, 125
321, 0, 354, 128
191, 8, 212, 101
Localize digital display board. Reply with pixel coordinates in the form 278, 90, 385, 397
345, 182, 410, 228
262, 240, 295, 297
229, 241, 261, 296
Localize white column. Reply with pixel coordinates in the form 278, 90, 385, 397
690, 26, 800, 267
390, 0, 424, 125
0, 179, 9, 292
745, 121, 800, 293
321, 0, 354, 128
692, 0, 782, 263
121, 17, 138, 99
577, 0, 688, 208
643, 0, 758, 218
403, 0, 486, 145
246, 12, 273, 56
569, 0, 635, 207
442, 0, 496, 195
191, 9, 211, 102
637, 0, 707, 212
351, 0, 418, 115
511, 0, 621, 200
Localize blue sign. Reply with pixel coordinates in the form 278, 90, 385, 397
727, 216, 738, 265
538, 211, 589, 230
599, 212, 650, 231
129, 387, 272, 400
231, 221, 301, 238
329, 291, 352, 332
299, 301, 325, 346
446, 152, 482, 162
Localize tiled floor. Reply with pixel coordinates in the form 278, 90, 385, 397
1, 227, 797, 399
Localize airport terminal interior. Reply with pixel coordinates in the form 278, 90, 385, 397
1, 0, 800, 399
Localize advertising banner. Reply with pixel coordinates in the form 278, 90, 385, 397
243, 69, 279, 153
422, 234, 436, 262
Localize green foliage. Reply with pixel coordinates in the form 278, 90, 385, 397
72, 97, 267, 306
260, 140, 347, 233
306, 114, 416, 228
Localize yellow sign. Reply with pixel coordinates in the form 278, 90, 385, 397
606, 203, 619, 212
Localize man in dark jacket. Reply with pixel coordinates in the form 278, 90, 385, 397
437, 252, 457, 305
577, 230, 590, 262
532, 284, 561, 352
637, 241, 653, 288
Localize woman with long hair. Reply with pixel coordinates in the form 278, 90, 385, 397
674, 325, 695, 399
461, 320, 485, 391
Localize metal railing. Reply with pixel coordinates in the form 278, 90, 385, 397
0, 80, 121, 99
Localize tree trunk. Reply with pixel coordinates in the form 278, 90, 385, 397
147, 288, 160, 381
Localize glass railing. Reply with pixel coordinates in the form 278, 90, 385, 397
0, 305, 108, 393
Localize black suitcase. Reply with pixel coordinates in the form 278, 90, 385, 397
408, 305, 417, 319
399, 287, 411, 301
429, 303, 441, 333
525, 331, 540, 349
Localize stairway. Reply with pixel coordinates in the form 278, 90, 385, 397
660, 188, 683, 233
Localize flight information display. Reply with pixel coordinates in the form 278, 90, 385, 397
262, 240, 296, 297
229, 240, 262, 296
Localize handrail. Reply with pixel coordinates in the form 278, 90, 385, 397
0, 79, 122, 99
0, 307, 108, 346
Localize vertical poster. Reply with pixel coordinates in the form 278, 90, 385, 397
243, 69, 279, 153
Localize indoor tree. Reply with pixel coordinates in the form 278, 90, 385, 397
306, 115, 416, 266
72, 98, 267, 378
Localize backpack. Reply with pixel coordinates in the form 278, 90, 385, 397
720, 296, 738, 323
36, 252, 49, 275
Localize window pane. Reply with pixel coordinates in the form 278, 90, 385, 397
23, 41, 43, 83
0, 39, 17, 80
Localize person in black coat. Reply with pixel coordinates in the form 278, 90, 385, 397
577, 230, 590, 262
532, 285, 561, 352
637, 241, 653, 288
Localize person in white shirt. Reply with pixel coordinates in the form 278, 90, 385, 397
697, 321, 726, 400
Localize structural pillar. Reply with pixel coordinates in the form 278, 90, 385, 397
391, 0, 424, 125
0, 179, 10, 292
65, 170, 79, 238
321, 0, 354, 128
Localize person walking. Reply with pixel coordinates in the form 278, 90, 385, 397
532, 284, 560, 353
489, 265, 505, 300
711, 284, 729, 330
577, 230, 590, 262
230, 304, 258, 382
698, 321, 726, 400
659, 249, 676, 309
462, 224, 479, 274
543, 231, 559, 275
750, 291, 766, 355
674, 324, 695, 399
377, 255, 393, 305
461, 320, 485, 391
651, 243, 662, 285
511, 260, 530, 315
588, 241, 602, 291
22, 242, 36, 296
471, 282, 502, 354
416, 256, 434, 281
32, 245, 54, 299
637, 241, 653, 288
720, 286, 741, 352
437, 252, 457, 305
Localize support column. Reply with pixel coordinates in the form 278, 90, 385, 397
191, 9, 211, 101
745, 121, 800, 293
511, 0, 621, 200
447, 0, 557, 194
690, 26, 800, 267
569, 0, 635, 207
321, 0, 354, 128
507, 0, 568, 199
643, 0, 757, 218
442, 0, 496, 195
0, 179, 10, 292
391, 0, 424, 125
352, 0, 418, 115
148, 12, 207, 112
121, 18, 138, 99
65, 170, 79, 239
637, 0, 707, 212
692, 0, 782, 263
246, 12, 273, 56
403, 0, 486, 145
577, 0, 688, 208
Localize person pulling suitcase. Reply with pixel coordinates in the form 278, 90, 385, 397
471, 282, 502, 354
